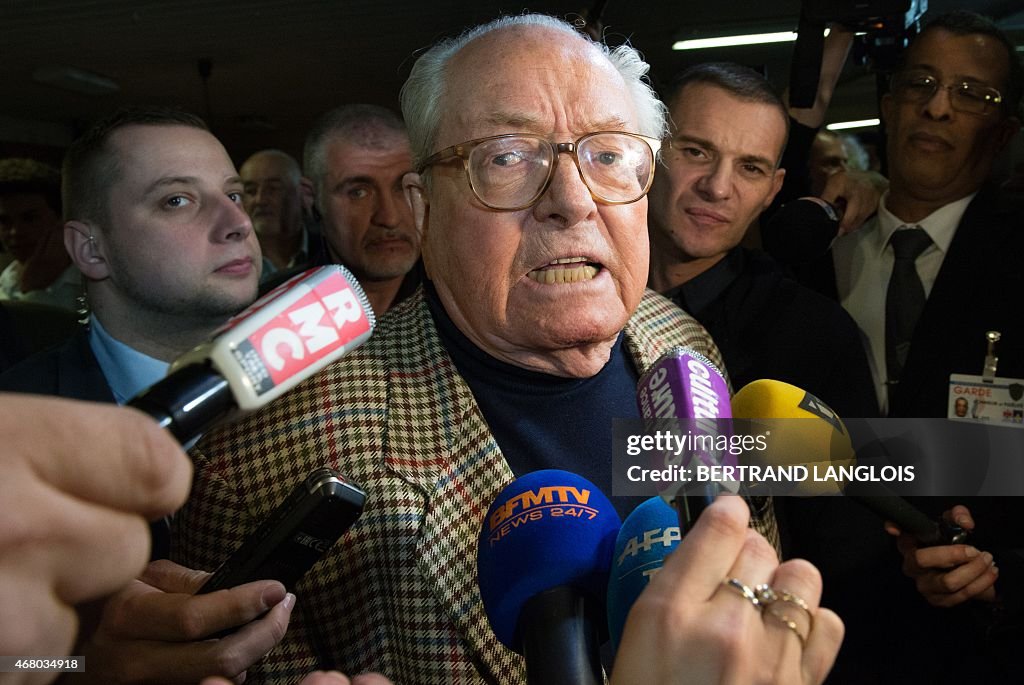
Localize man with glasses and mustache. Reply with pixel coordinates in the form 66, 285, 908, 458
794, 10, 1024, 684
169, 14, 829, 684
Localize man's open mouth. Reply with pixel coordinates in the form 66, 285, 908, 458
526, 257, 600, 284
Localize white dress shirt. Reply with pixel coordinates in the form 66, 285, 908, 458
832, 191, 974, 414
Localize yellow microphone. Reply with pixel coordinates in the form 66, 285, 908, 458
731, 379, 855, 496
731, 379, 960, 545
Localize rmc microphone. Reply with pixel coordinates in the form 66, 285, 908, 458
636, 347, 737, 531
606, 496, 680, 651
477, 470, 621, 685
128, 265, 376, 444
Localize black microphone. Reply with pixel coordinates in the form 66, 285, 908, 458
128, 265, 375, 444
763, 196, 840, 265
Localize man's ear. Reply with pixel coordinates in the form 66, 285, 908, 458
765, 167, 786, 209
299, 176, 316, 215
994, 115, 1021, 154
880, 93, 893, 125
65, 221, 109, 280
402, 172, 429, 242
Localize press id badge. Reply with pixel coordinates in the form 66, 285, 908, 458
948, 374, 1024, 427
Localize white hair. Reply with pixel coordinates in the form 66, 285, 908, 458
400, 13, 667, 170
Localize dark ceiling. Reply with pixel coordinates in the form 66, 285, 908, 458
2, 0, 1021, 167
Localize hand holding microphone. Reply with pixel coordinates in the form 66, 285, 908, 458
611, 496, 844, 685
886, 505, 999, 608
76, 266, 377, 685
733, 379, 995, 610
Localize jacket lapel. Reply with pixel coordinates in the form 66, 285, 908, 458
383, 294, 520, 681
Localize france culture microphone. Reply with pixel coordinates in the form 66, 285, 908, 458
606, 496, 680, 651
731, 379, 964, 546
477, 470, 621, 685
635, 347, 736, 531
128, 265, 375, 444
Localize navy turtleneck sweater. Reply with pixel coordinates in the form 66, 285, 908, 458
425, 280, 646, 520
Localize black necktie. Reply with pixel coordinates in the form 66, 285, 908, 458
885, 227, 933, 387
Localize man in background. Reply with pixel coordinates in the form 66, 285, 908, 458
647, 62, 877, 418
0, 106, 289, 684
240, 148, 320, 279
0, 158, 80, 309
302, 104, 420, 314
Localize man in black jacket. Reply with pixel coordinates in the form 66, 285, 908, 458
0, 106, 290, 685
767, 10, 1024, 683
647, 61, 877, 419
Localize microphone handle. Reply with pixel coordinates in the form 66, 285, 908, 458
673, 483, 719, 534
519, 585, 602, 685
849, 494, 967, 547
128, 363, 234, 444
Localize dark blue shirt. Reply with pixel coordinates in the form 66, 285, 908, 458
425, 281, 645, 520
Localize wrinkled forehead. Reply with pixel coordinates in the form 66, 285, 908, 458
438, 26, 639, 145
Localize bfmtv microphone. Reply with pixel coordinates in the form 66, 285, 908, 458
477, 470, 620, 685
764, 197, 840, 265
607, 496, 679, 651
732, 379, 964, 546
636, 347, 736, 530
129, 265, 375, 444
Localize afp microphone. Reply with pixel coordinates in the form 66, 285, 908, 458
477, 470, 620, 685
606, 496, 680, 651
732, 379, 962, 546
129, 265, 375, 444
636, 347, 736, 530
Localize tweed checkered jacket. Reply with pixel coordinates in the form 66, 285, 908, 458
172, 286, 778, 684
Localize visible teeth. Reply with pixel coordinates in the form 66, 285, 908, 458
527, 264, 599, 284
548, 256, 588, 265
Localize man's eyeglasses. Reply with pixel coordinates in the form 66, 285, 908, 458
416, 132, 661, 211
889, 71, 1003, 116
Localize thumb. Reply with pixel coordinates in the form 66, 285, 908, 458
139, 559, 212, 594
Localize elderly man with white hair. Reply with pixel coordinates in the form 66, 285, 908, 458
174, 14, 840, 684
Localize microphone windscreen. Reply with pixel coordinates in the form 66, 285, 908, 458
171, 265, 375, 411
764, 197, 839, 265
636, 347, 738, 505
637, 347, 732, 422
607, 497, 680, 650
731, 379, 854, 494
477, 470, 621, 650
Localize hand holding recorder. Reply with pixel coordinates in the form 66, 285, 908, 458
73, 267, 375, 684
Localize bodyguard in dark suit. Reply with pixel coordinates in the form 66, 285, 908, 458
774, 10, 1024, 684
0, 106, 293, 684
